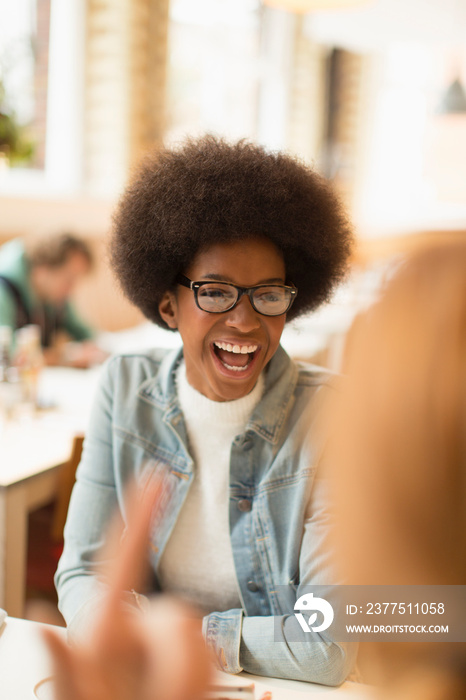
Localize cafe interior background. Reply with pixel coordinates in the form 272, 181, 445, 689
0, 0, 465, 624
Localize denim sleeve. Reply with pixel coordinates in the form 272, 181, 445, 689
202, 474, 357, 686
202, 608, 243, 673
55, 357, 120, 637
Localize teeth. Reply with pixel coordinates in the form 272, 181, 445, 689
223, 363, 249, 372
214, 341, 258, 354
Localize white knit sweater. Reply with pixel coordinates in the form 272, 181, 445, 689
157, 362, 264, 614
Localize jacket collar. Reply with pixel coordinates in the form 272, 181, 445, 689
140, 344, 297, 445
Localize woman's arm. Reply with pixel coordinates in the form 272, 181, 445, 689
55, 358, 120, 637
0, 282, 17, 333
203, 474, 357, 686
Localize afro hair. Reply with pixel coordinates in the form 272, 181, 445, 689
110, 135, 353, 329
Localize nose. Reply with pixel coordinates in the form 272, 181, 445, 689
224, 295, 261, 332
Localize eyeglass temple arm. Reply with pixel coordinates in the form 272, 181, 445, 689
176, 274, 193, 289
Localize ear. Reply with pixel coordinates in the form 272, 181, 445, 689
158, 290, 179, 330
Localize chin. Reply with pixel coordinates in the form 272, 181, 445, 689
214, 378, 258, 402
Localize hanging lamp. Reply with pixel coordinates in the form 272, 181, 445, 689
437, 77, 466, 115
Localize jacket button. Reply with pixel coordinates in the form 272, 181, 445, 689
247, 580, 259, 592
237, 499, 252, 512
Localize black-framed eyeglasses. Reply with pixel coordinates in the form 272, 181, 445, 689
176, 274, 297, 316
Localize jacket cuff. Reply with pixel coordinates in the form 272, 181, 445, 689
202, 608, 244, 674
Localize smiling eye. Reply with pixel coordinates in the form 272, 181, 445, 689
257, 291, 281, 302
197, 283, 237, 311
255, 287, 286, 303
252, 286, 292, 315
200, 288, 230, 299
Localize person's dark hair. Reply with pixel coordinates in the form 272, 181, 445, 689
27, 233, 93, 269
111, 135, 353, 329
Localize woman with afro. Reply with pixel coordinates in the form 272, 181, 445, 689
56, 136, 356, 686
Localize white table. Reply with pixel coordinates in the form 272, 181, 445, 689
0, 367, 100, 618
230, 671, 372, 700
0, 617, 373, 700
0, 616, 65, 698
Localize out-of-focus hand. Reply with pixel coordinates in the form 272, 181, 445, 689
43, 340, 108, 368
61, 341, 109, 368
42, 483, 211, 700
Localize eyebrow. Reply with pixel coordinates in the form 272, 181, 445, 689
200, 274, 286, 285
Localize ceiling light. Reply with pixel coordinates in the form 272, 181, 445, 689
437, 77, 466, 115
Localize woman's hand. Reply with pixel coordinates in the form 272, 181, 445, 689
42, 482, 211, 700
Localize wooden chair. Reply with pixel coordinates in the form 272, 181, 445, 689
26, 434, 84, 605
51, 434, 84, 542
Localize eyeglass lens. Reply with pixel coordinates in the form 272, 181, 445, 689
197, 283, 292, 315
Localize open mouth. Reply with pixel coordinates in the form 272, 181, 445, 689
212, 340, 260, 373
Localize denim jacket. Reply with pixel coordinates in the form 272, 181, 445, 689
56, 345, 356, 686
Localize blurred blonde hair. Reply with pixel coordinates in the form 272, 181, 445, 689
329, 240, 466, 692
333, 240, 466, 585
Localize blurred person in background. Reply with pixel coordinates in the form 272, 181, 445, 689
329, 240, 466, 699
0, 233, 107, 367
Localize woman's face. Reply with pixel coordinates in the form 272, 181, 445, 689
159, 237, 287, 401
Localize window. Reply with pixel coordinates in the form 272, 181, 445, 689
0, 0, 85, 196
